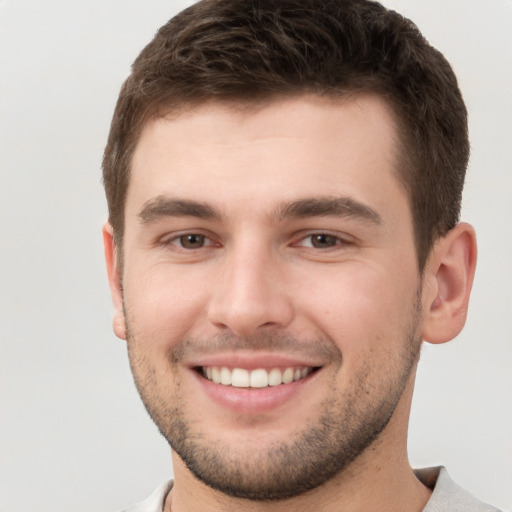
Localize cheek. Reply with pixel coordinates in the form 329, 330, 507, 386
123, 265, 211, 348
299, 263, 418, 355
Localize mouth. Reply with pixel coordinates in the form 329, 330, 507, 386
190, 356, 326, 413
196, 365, 320, 388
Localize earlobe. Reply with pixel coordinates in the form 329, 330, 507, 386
103, 222, 127, 340
421, 222, 477, 345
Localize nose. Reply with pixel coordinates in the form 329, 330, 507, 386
207, 243, 295, 337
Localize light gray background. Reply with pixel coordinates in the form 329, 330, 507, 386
1, 1, 511, 511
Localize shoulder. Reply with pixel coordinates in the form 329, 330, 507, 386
416, 467, 503, 512
119, 480, 173, 512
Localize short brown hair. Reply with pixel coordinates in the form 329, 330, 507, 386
103, 0, 469, 270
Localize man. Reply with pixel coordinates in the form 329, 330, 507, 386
102, 1, 500, 510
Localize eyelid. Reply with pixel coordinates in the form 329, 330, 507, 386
158, 230, 220, 249
155, 228, 355, 250
291, 230, 356, 248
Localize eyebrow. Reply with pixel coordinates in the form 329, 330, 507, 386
138, 196, 221, 224
138, 195, 382, 226
277, 196, 382, 225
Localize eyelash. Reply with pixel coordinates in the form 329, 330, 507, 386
293, 232, 351, 249
159, 232, 218, 250
159, 231, 352, 251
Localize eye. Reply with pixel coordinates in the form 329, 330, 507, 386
177, 233, 207, 249
297, 233, 344, 249
156, 231, 220, 260
159, 232, 216, 250
308, 234, 340, 248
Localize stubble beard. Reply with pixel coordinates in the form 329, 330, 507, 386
125, 299, 422, 502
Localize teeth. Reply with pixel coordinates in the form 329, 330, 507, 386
201, 366, 314, 388
232, 368, 250, 388
212, 367, 221, 384
282, 368, 294, 384
250, 368, 268, 388
220, 367, 231, 385
268, 368, 282, 386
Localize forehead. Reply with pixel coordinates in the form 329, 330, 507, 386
127, 94, 408, 222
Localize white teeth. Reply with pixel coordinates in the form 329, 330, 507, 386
282, 368, 294, 384
220, 367, 231, 385
231, 368, 250, 388
212, 367, 221, 384
250, 368, 268, 388
201, 366, 314, 388
268, 368, 282, 386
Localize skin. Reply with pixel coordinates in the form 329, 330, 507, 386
104, 94, 477, 512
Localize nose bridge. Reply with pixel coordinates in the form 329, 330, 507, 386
207, 235, 294, 336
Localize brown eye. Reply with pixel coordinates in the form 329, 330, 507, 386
310, 234, 339, 248
179, 234, 206, 249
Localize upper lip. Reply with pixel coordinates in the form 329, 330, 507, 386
187, 351, 325, 370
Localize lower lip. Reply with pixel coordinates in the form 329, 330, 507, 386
192, 370, 315, 413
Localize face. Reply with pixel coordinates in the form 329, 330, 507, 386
112, 95, 424, 500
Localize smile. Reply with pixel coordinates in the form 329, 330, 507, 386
200, 366, 316, 388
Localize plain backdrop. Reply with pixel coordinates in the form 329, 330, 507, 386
1, 1, 511, 511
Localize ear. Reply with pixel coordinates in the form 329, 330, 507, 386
421, 222, 477, 344
103, 222, 127, 340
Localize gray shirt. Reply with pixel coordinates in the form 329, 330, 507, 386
121, 467, 501, 512
416, 467, 501, 512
